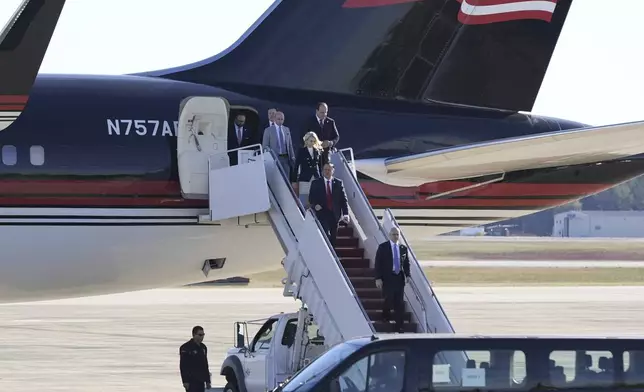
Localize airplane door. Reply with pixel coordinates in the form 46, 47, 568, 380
177, 96, 230, 199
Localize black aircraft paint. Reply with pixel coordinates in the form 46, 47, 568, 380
1, 0, 643, 233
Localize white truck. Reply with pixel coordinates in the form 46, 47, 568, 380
219, 307, 329, 392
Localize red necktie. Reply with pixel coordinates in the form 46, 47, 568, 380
326, 180, 333, 210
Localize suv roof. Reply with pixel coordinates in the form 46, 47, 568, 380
367, 333, 644, 341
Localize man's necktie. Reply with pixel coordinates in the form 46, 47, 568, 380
237, 126, 242, 144
277, 126, 283, 154
393, 245, 400, 274
326, 180, 333, 210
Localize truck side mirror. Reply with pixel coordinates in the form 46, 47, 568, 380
234, 322, 245, 349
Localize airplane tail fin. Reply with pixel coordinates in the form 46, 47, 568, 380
144, 0, 574, 113
0, 0, 66, 131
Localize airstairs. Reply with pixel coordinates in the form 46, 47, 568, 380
175, 96, 465, 382
195, 143, 457, 347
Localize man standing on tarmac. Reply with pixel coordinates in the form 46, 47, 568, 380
180, 325, 212, 392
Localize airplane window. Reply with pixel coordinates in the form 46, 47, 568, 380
2, 145, 16, 166
30, 145, 44, 166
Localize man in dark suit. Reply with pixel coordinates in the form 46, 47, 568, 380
303, 102, 339, 165
227, 113, 255, 165
374, 226, 410, 333
308, 163, 349, 246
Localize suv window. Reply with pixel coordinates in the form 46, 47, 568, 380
331, 350, 406, 392
549, 350, 614, 388
432, 350, 526, 390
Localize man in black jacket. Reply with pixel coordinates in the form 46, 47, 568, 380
374, 226, 410, 333
180, 325, 211, 391
303, 102, 339, 165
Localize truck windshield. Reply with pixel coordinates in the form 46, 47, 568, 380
282, 341, 363, 392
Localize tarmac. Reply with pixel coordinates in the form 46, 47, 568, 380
1, 286, 644, 391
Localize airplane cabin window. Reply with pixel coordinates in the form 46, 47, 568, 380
2, 145, 16, 166
30, 145, 45, 166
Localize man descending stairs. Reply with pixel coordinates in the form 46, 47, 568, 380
333, 224, 418, 333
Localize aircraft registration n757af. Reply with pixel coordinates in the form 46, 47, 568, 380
106, 119, 179, 137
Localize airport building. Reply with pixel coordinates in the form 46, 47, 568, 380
552, 210, 644, 238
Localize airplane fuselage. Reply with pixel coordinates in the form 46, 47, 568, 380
1, 73, 643, 303
8, 74, 644, 226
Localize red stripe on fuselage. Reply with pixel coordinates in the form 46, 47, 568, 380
0, 95, 28, 104
0, 180, 181, 195
0, 180, 611, 197
0, 179, 614, 211
0, 195, 566, 209
0, 105, 24, 111
0, 196, 206, 208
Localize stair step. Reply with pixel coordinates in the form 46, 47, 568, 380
334, 247, 364, 258
340, 258, 370, 269
349, 277, 376, 288
372, 322, 418, 333
354, 287, 382, 298
344, 268, 375, 277
367, 309, 412, 322
360, 298, 386, 309
335, 237, 359, 247
337, 226, 353, 237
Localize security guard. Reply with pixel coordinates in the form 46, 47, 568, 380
180, 325, 212, 392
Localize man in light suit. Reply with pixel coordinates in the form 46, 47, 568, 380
263, 111, 295, 178
374, 226, 410, 333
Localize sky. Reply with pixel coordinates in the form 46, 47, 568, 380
1, 0, 643, 127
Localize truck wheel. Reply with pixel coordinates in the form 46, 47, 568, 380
224, 381, 240, 392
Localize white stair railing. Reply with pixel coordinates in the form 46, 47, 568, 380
262, 148, 375, 347
332, 149, 466, 381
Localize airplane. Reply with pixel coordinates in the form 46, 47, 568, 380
1, 0, 644, 303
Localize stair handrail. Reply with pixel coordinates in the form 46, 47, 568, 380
262, 147, 306, 217
307, 209, 376, 334
333, 151, 442, 333
263, 147, 375, 334
383, 208, 457, 334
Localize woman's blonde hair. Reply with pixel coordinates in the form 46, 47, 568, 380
303, 131, 323, 150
